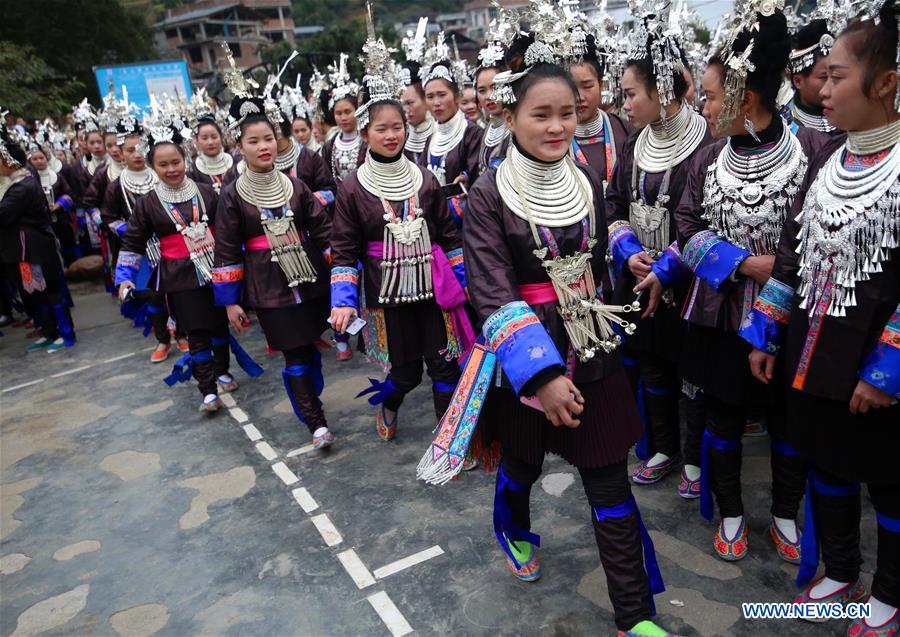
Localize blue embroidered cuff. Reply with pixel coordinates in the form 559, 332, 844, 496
651, 242, 688, 288
56, 195, 74, 212
313, 190, 335, 207
114, 250, 142, 285
608, 220, 644, 272
330, 266, 359, 309
683, 230, 751, 291
447, 248, 466, 288
212, 264, 244, 306
111, 220, 127, 237
483, 301, 565, 395
738, 278, 793, 354
90, 208, 102, 227
860, 306, 900, 398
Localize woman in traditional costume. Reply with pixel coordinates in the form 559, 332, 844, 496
400, 19, 435, 165
187, 89, 235, 196
474, 18, 512, 173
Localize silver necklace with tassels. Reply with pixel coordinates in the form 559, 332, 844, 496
237, 169, 317, 287
505, 147, 639, 362
156, 178, 215, 285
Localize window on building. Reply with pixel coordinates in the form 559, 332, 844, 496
189, 47, 203, 63
165, 28, 178, 39
228, 42, 242, 58
269, 31, 284, 42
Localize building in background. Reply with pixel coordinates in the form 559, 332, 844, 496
154, 0, 295, 76
462, 0, 526, 42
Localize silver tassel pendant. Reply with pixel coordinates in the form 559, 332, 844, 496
379, 206, 433, 305
262, 212, 317, 288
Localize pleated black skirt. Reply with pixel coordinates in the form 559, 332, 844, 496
481, 368, 642, 469
255, 297, 329, 351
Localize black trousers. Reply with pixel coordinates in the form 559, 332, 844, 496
17, 277, 72, 342
188, 327, 230, 395
705, 395, 806, 519
682, 390, 705, 467
812, 466, 900, 607
501, 452, 652, 630
283, 345, 327, 434
383, 355, 460, 420
639, 354, 682, 458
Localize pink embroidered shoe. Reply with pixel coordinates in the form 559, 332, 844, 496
503, 542, 541, 583
714, 518, 748, 561
792, 577, 868, 624
376, 406, 397, 441
769, 521, 801, 564
678, 467, 701, 499
848, 603, 899, 636
632, 455, 679, 485
336, 348, 353, 361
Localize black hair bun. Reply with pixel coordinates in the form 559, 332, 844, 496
794, 18, 830, 50
733, 11, 791, 75
504, 33, 535, 74
401, 60, 421, 86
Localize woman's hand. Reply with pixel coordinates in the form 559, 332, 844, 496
748, 348, 776, 384
739, 255, 776, 286
849, 380, 895, 414
329, 306, 357, 334
452, 174, 469, 186
227, 304, 250, 333
627, 252, 654, 282
633, 271, 662, 319
535, 376, 585, 428
117, 281, 135, 302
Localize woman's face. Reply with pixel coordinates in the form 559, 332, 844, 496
505, 78, 577, 162
821, 35, 897, 132
196, 123, 223, 157
401, 85, 428, 126
460, 86, 479, 121
312, 119, 325, 142
333, 99, 358, 134
87, 132, 105, 158
30, 150, 48, 171
239, 121, 277, 171
151, 143, 185, 187
794, 56, 830, 108
121, 135, 145, 171
54, 149, 67, 162
292, 118, 312, 144
362, 106, 406, 158
701, 65, 729, 138
570, 62, 603, 124
104, 133, 122, 162
622, 66, 662, 129
476, 68, 501, 117
425, 79, 459, 124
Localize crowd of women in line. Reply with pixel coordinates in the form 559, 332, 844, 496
1, 0, 898, 633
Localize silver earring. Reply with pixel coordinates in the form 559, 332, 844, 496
744, 115, 760, 142
659, 104, 667, 122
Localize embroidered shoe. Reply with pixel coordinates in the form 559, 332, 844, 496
502, 537, 541, 583
792, 577, 868, 623
714, 518, 749, 561
462, 455, 479, 471
617, 620, 683, 636
217, 374, 239, 393
769, 521, 801, 564
313, 428, 335, 450
744, 418, 768, 437
678, 467, 701, 499
45, 338, 69, 353
376, 406, 397, 441
25, 337, 50, 351
848, 603, 900, 636
150, 342, 171, 364
199, 394, 221, 413
632, 455, 679, 485
177, 338, 190, 353
336, 348, 353, 361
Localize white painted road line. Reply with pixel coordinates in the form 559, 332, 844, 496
219, 393, 237, 408
367, 591, 413, 637
1, 378, 45, 393
228, 407, 249, 423
286, 444, 316, 458
337, 549, 376, 589
242, 424, 263, 442
103, 352, 135, 363
50, 364, 92, 378
292, 487, 319, 513
310, 513, 343, 546
256, 441, 278, 461
373, 545, 445, 580
271, 461, 299, 485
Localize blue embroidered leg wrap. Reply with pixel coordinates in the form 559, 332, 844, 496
593, 496, 665, 615
797, 475, 861, 586
356, 377, 400, 405
282, 351, 325, 426
211, 335, 264, 377
771, 438, 800, 457
700, 429, 742, 522
622, 355, 651, 461
432, 380, 456, 394
164, 349, 212, 386
494, 465, 541, 568
52, 302, 75, 346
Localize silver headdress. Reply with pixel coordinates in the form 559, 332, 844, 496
279, 75, 313, 123
626, 0, 685, 106
72, 98, 100, 133
419, 32, 464, 86
716, 0, 786, 131
141, 94, 193, 157
356, 1, 402, 129
98, 82, 127, 134
187, 86, 218, 131
0, 109, 24, 168
222, 42, 285, 140
327, 54, 359, 111
402, 17, 429, 64
478, 3, 519, 69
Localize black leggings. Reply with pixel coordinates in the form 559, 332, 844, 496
639, 355, 682, 458
500, 453, 652, 630
705, 395, 806, 519
188, 327, 230, 395
811, 466, 900, 607
383, 355, 460, 419
282, 345, 327, 434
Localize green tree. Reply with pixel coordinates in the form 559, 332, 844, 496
0, 43, 85, 118
0, 0, 156, 112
